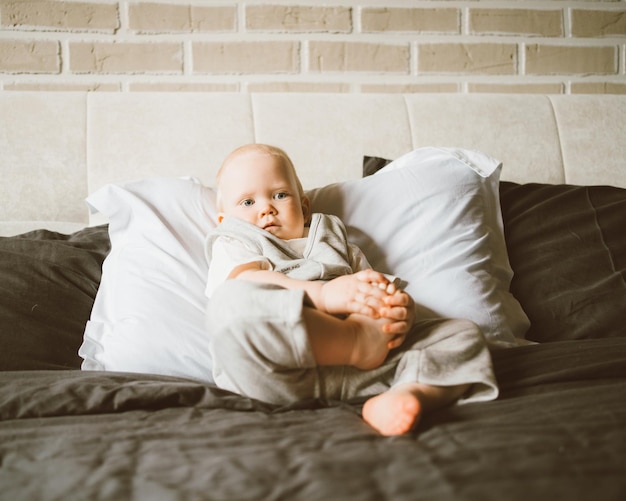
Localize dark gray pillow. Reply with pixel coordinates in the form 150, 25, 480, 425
0, 226, 110, 370
499, 182, 626, 342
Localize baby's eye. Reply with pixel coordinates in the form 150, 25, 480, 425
241, 199, 254, 207
274, 192, 288, 200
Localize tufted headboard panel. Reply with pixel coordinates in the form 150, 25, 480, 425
1, 92, 625, 235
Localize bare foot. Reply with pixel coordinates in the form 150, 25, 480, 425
347, 313, 392, 370
362, 385, 422, 436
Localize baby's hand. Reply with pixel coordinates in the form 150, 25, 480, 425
378, 289, 416, 349
352, 276, 415, 350
320, 269, 392, 317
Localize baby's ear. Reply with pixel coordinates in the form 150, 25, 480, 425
301, 195, 311, 221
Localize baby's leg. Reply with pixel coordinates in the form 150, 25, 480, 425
303, 309, 392, 370
362, 382, 470, 436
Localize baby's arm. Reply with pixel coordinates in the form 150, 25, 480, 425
232, 264, 392, 318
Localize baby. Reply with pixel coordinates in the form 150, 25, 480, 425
205, 144, 498, 435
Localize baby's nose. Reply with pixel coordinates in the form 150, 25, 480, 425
260, 202, 276, 216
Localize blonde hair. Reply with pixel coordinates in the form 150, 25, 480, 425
216, 144, 304, 209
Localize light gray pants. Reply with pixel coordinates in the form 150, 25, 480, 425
208, 280, 498, 405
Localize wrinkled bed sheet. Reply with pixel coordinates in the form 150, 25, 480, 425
1, 338, 625, 500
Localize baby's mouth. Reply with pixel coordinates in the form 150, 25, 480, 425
263, 221, 279, 231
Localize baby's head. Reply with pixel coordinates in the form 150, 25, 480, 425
216, 144, 310, 240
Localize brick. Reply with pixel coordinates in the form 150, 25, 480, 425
193, 42, 298, 74
1, 1, 118, 31
129, 3, 236, 32
470, 9, 562, 37
571, 82, 626, 95
309, 42, 409, 73
362, 8, 458, 33
70, 42, 183, 73
4, 82, 120, 91
248, 82, 350, 93
525, 45, 617, 75
571, 10, 626, 37
418, 43, 516, 74
0, 40, 59, 73
246, 5, 351, 32
362, 83, 459, 93
129, 83, 239, 92
469, 83, 564, 94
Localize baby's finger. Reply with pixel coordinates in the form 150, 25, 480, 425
353, 288, 386, 308
348, 300, 380, 319
357, 281, 388, 301
380, 305, 408, 321
384, 292, 410, 307
355, 269, 390, 286
386, 333, 406, 349
383, 321, 410, 336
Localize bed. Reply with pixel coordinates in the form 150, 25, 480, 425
1, 92, 625, 500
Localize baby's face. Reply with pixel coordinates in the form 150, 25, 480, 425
217, 151, 310, 240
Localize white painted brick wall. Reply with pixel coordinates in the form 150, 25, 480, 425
0, 0, 624, 94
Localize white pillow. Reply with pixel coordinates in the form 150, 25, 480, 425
79, 177, 219, 380
80, 148, 529, 382
308, 147, 529, 346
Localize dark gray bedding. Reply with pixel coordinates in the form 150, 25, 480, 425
1, 338, 625, 500
1, 180, 625, 500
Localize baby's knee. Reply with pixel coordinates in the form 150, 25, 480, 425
208, 280, 253, 324
450, 318, 482, 337
409, 317, 485, 352
440, 318, 487, 348
207, 280, 305, 360
207, 281, 275, 336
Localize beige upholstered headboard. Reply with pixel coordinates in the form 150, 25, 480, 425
1, 92, 625, 236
